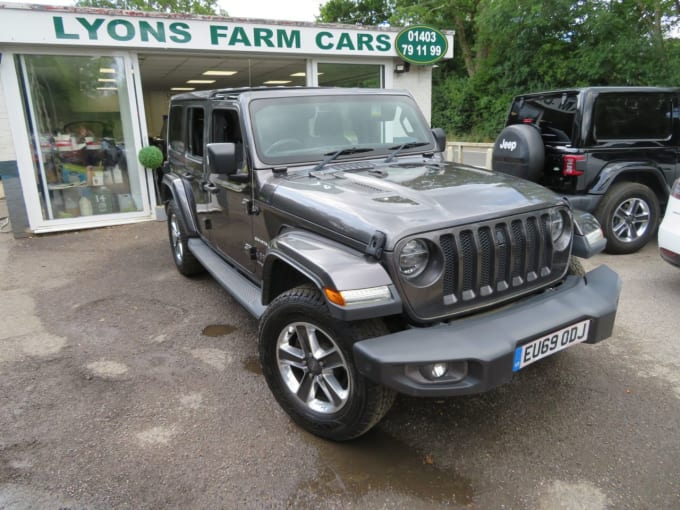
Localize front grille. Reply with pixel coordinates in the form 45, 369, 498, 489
439, 212, 562, 311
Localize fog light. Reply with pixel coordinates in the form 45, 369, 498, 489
431, 363, 448, 378
415, 361, 468, 383
420, 362, 449, 380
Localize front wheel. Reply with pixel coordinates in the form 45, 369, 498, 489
568, 257, 586, 276
595, 183, 660, 254
258, 287, 395, 441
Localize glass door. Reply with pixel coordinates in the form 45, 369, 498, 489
18, 53, 147, 223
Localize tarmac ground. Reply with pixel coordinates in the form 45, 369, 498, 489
1, 194, 679, 509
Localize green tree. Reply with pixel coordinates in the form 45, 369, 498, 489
75, 0, 223, 15
317, 0, 395, 25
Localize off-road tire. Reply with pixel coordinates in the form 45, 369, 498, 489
166, 199, 203, 276
568, 257, 586, 276
258, 286, 395, 441
595, 182, 660, 255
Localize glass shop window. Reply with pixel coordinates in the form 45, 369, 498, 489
317, 63, 383, 88
18, 54, 143, 220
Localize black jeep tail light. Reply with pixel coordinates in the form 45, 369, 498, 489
562, 154, 586, 176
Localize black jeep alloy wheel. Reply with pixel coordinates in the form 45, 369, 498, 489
258, 286, 395, 441
166, 199, 203, 276
595, 182, 660, 254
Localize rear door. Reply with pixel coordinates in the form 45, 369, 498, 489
167, 103, 209, 233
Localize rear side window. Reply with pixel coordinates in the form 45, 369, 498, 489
187, 107, 205, 158
168, 105, 184, 153
508, 94, 578, 145
593, 93, 673, 141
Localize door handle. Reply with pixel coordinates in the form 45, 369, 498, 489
183, 172, 195, 182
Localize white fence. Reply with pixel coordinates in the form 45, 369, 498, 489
444, 141, 494, 169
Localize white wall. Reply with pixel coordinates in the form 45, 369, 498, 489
0, 82, 17, 161
392, 64, 433, 124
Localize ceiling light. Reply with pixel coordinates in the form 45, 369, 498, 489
202, 70, 238, 76
96, 87, 118, 91
263, 80, 292, 85
290, 72, 306, 77
97, 78, 116, 83
99, 67, 116, 74
187, 79, 216, 84
171, 87, 195, 91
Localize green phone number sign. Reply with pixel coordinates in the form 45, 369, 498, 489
395, 25, 448, 65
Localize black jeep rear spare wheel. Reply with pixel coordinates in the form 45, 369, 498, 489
595, 182, 660, 254
258, 287, 395, 441
166, 199, 204, 276
492, 124, 545, 182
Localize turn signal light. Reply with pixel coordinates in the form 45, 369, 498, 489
562, 154, 586, 176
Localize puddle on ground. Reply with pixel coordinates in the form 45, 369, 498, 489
243, 356, 263, 375
290, 428, 474, 506
202, 324, 237, 337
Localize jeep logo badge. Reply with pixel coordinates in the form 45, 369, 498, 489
499, 139, 517, 151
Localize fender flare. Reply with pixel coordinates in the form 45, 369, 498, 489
161, 173, 200, 236
588, 162, 670, 197
262, 229, 402, 320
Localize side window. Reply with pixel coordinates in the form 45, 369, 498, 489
593, 93, 673, 141
212, 109, 244, 169
168, 105, 184, 153
187, 107, 205, 158
211, 109, 242, 144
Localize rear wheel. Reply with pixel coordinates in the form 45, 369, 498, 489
166, 199, 203, 276
595, 183, 660, 254
258, 286, 395, 441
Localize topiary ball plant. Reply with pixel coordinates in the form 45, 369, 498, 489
138, 145, 164, 169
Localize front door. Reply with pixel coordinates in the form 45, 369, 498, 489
204, 108, 255, 273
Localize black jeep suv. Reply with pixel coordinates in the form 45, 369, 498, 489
161, 87, 620, 440
493, 87, 680, 254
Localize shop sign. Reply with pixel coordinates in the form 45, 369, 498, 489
0, 9, 449, 59
395, 25, 448, 65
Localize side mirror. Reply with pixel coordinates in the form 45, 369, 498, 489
207, 143, 238, 175
431, 128, 446, 153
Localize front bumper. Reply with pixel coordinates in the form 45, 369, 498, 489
353, 265, 621, 397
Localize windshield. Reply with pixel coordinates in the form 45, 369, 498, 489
249, 94, 434, 166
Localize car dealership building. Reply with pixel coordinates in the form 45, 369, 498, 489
0, 4, 453, 237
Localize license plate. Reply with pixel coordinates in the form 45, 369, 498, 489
513, 319, 591, 372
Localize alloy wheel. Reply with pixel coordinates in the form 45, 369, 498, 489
276, 322, 350, 414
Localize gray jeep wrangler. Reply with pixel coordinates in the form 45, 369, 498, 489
161, 87, 621, 441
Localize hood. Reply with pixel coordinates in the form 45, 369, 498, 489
265, 160, 564, 250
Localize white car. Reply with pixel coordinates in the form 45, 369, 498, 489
659, 178, 680, 267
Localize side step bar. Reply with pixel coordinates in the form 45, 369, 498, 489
188, 238, 266, 319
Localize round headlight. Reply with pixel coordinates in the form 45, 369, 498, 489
550, 208, 572, 251
399, 239, 430, 278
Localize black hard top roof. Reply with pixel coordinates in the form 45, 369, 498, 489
170, 86, 410, 102
513, 86, 680, 100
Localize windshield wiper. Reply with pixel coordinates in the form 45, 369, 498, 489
311, 147, 374, 172
384, 141, 430, 163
